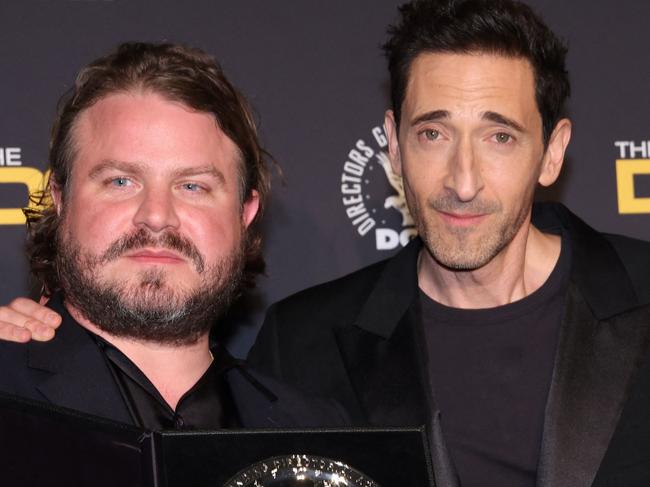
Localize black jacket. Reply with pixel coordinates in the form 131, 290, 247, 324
0, 294, 347, 430
249, 203, 650, 487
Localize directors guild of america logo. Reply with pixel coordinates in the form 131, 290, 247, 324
339, 124, 417, 251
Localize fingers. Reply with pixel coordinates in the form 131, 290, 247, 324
0, 297, 61, 342
0, 321, 32, 343
8, 297, 60, 328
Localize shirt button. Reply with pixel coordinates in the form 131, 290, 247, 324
173, 415, 185, 428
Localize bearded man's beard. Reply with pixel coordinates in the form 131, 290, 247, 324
55, 227, 245, 346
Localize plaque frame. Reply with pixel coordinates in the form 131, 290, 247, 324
0, 392, 434, 486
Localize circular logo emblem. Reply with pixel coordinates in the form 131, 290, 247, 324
339, 124, 417, 251
224, 454, 380, 487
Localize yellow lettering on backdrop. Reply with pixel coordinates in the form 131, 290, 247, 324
0, 167, 49, 225
616, 159, 650, 214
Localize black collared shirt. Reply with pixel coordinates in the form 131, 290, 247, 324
91, 335, 242, 430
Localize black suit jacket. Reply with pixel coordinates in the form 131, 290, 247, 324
0, 295, 347, 430
249, 203, 650, 487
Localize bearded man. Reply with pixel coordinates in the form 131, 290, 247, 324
0, 42, 344, 430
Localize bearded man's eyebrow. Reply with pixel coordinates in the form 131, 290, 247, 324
171, 165, 226, 185
88, 160, 146, 179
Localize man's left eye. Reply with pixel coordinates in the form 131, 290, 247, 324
494, 133, 512, 144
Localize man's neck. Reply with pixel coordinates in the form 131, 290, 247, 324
418, 222, 562, 309
64, 303, 213, 410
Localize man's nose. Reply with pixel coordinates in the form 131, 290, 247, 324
443, 137, 484, 202
133, 188, 181, 232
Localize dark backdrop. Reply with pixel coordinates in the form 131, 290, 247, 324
0, 1, 648, 357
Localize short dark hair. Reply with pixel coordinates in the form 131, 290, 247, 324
383, 0, 570, 144
25, 42, 270, 294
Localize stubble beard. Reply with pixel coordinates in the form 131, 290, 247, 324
56, 226, 245, 346
409, 191, 530, 271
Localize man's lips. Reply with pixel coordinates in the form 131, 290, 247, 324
437, 210, 489, 226
124, 249, 186, 264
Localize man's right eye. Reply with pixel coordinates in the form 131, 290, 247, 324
110, 177, 131, 187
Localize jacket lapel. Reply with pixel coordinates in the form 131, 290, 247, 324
334, 310, 429, 427
227, 366, 349, 428
227, 366, 282, 428
26, 296, 131, 424
334, 314, 460, 487
535, 204, 650, 487
537, 285, 650, 487
334, 239, 459, 486
334, 238, 425, 426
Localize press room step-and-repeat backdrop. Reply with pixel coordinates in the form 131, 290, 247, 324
0, 1, 648, 356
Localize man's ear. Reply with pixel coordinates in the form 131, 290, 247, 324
384, 110, 403, 176
538, 118, 572, 187
242, 189, 260, 229
50, 181, 63, 216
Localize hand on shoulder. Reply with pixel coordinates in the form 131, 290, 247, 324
0, 297, 60, 343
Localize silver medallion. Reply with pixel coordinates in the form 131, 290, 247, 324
224, 454, 380, 487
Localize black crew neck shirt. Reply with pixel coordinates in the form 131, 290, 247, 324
419, 234, 570, 487
92, 335, 242, 430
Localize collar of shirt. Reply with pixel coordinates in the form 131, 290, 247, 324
90, 333, 242, 431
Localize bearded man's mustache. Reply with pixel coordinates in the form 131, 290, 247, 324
100, 228, 206, 273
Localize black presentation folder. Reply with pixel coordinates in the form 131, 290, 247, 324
0, 392, 434, 486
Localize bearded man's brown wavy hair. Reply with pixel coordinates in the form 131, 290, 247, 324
24, 42, 271, 295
